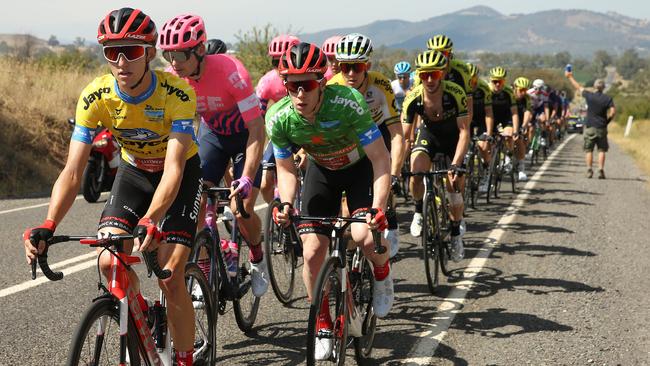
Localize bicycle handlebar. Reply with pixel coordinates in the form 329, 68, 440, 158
204, 185, 250, 219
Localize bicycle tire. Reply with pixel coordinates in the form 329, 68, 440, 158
264, 200, 296, 305
233, 238, 260, 333
191, 230, 221, 315
67, 296, 142, 366
306, 256, 348, 366
352, 255, 377, 364
486, 142, 500, 203
185, 263, 217, 366
422, 192, 440, 294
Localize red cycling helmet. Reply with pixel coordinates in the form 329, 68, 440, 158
268, 35, 300, 58
97, 8, 157, 45
159, 14, 207, 50
278, 42, 328, 77
321, 35, 342, 57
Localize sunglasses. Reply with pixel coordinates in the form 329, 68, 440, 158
284, 79, 322, 93
103, 44, 151, 63
418, 70, 444, 81
397, 74, 410, 79
340, 62, 367, 74
162, 47, 198, 63
517, 87, 528, 93
491, 79, 505, 86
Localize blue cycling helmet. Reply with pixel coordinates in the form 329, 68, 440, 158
394, 61, 412, 75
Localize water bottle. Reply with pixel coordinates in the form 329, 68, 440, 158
152, 301, 167, 350
565, 63, 572, 73
227, 241, 239, 278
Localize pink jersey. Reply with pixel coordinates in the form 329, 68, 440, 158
255, 69, 286, 115
167, 54, 262, 135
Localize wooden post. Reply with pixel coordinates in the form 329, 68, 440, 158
624, 116, 634, 138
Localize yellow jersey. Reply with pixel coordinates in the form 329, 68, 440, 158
73, 70, 198, 173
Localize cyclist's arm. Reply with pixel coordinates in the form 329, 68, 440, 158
511, 106, 520, 134
485, 106, 494, 136
364, 138, 390, 211
45, 140, 93, 224
143, 132, 192, 223
453, 114, 471, 166
388, 123, 404, 176
523, 110, 533, 129
275, 155, 299, 205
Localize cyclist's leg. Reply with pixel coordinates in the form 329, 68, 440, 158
156, 155, 202, 355
197, 124, 230, 231
298, 161, 340, 301
409, 128, 434, 236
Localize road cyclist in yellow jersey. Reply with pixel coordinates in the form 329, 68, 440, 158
160, 14, 270, 298
328, 33, 405, 258
23, 8, 201, 365
402, 50, 470, 261
466, 62, 495, 193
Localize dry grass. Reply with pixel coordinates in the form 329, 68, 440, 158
0, 58, 98, 197
609, 120, 650, 186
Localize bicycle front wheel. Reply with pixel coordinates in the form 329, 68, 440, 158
264, 200, 296, 305
233, 239, 260, 333
422, 193, 440, 294
307, 256, 348, 366
352, 256, 377, 364
67, 297, 142, 366
185, 263, 217, 366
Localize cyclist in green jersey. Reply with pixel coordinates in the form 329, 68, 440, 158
267, 42, 393, 360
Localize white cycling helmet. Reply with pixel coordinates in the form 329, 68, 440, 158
335, 33, 373, 62
532, 79, 545, 89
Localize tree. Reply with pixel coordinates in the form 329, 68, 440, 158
47, 35, 59, 47
0, 41, 9, 54
591, 50, 613, 78
233, 24, 277, 85
73, 37, 86, 48
616, 48, 644, 79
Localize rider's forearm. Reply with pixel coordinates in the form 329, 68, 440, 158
388, 123, 404, 176
485, 108, 494, 136
512, 108, 520, 132
276, 159, 298, 205
452, 120, 470, 166
46, 167, 84, 224
242, 118, 265, 179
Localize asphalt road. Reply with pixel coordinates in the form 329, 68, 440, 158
1, 133, 649, 365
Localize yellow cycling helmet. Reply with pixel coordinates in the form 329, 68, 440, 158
426, 34, 453, 52
466, 62, 479, 77
416, 50, 448, 71
514, 76, 531, 89
489, 66, 507, 80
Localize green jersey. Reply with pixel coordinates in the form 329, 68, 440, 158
266, 84, 382, 170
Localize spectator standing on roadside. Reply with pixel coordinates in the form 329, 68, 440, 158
565, 72, 615, 179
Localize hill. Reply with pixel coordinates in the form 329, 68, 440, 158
299, 6, 650, 57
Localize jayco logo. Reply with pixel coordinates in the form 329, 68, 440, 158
329, 95, 365, 115
82, 87, 110, 110
160, 81, 190, 102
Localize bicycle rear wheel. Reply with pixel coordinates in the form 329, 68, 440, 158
352, 256, 376, 364
486, 143, 500, 203
306, 256, 348, 366
233, 239, 260, 333
264, 199, 296, 305
185, 263, 217, 366
422, 193, 440, 294
67, 296, 142, 366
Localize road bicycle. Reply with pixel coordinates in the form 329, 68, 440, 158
190, 185, 260, 334
296, 209, 384, 365
463, 131, 490, 209
486, 126, 516, 203
31, 233, 215, 365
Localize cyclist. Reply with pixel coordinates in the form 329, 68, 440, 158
205, 38, 227, 54
328, 33, 404, 258
321, 35, 342, 80
256, 35, 301, 203
159, 14, 268, 297
403, 50, 470, 261
547, 85, 563, 143
528, 78, 551, 148
426, 34, 474, 121
466, 62, 494, 192
513, 77, 533, 163
23, 8, 200, 365
268, 42, 394, 360
489, 66, 526, 181
392, 61, 413, 111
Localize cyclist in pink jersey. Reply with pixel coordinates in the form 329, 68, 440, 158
321, 35, 342, 80
160, 14, 269, 297
256, 34, 300, 203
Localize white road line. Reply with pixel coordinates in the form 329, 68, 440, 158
0, 195, 85, 215
403, 134, 576, 365
1, 202, 269, 298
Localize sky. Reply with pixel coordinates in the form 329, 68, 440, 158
2, 0, 649, 44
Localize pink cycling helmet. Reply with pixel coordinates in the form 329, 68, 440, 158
159, 14, 207, 50
268, 35, 300, 58
321, 35, 342, 57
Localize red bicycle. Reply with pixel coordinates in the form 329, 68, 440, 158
31, 234, 216, 366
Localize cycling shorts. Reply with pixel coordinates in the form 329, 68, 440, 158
412, 121, 459, 162
99, 154, 202, 248
298, 157, 374, 237
198, 123, 262, 187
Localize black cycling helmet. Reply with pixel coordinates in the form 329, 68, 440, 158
205, 39, 227, 55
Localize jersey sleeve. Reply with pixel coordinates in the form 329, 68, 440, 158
344, 88, 382, 146
265, 101, 293, 159
374, 73, 400, 126
455, 61, 474, 96
401, 84, 422, 124
72, 78, 107, 144
481, 82, 493, 106
164, 75, 197, 135
446, 81, 468, 117
506, 87, 516, 107
223, 56, 263, 124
